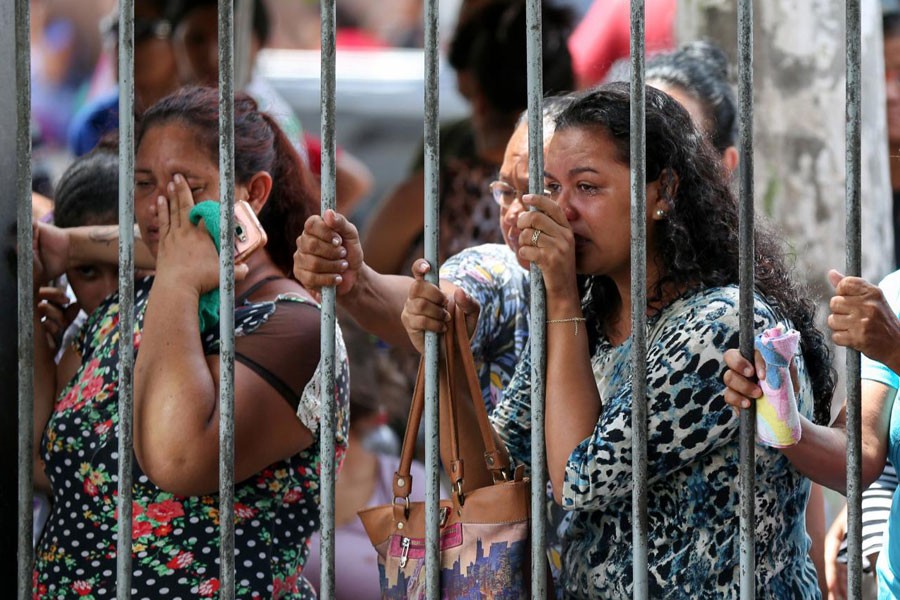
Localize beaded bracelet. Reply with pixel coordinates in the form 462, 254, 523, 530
546, 317, 587, 336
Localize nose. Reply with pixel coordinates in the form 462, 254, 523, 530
554, 189, 578, 222
504, 196, 525, 229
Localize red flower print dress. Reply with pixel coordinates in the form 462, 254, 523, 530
33, 277, 350, 599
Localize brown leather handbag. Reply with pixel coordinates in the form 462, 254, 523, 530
358, 304, 532, 599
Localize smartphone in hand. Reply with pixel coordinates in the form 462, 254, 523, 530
234, 200, 267, 263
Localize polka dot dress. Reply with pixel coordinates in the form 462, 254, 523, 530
33, 277, 350, 599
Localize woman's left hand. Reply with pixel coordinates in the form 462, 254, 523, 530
155, 174, 247, 295
516, 193, 579, 303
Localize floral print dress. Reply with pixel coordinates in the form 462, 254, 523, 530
33, 277, 350, 599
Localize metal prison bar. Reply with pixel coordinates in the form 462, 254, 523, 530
217, 0, 237, 597
115, 1, 136, 597
525, 0, 549, 598
8, 2, 868, 600
318, 0, 339, 597
846, 0, 864, 598
736, 0, 756, 596
628, 1, 649, 597
423, 0, 442, 595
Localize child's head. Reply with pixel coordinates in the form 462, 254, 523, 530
53, 145, 120, 315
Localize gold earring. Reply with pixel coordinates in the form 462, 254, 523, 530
655, 209, 667, 219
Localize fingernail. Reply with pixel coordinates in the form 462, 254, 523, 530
174, 173, 183, 183
744, 368, 753, 377
334, 275, 343, 285
340, 260, 349, 270
168, 182, 175, 193
742, 401, 750, 408
332, 237, 340, 246
339, 248, 347, 258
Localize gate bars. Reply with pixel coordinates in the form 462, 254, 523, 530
11, 0, 866, 598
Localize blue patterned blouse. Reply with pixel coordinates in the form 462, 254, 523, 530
490, 285, 821, 599
440, 243, 530, 411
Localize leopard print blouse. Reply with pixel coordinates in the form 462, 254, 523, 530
491, 285, 821, 599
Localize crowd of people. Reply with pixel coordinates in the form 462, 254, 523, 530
24, 0, 900, 599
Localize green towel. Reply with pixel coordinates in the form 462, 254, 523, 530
188, 201, 221, 333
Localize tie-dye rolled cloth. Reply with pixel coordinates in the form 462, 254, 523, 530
753, 324, 802, 448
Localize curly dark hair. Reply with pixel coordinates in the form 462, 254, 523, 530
555, 82, 835, 425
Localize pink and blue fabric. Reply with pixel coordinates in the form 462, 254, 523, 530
754, 324, 802, 448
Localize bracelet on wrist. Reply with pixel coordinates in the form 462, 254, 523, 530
546, 317, 587, 336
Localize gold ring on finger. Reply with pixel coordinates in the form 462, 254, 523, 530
531, 229, 542, 247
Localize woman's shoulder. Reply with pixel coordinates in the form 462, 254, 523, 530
657, 284, 783, 335
441, 243, 527, 286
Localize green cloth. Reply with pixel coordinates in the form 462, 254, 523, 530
188, 201, 221, 333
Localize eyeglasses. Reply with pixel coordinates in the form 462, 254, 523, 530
488, 180, 520, 209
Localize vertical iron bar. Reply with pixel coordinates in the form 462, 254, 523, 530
217, 1, 236, 598
423, 0, 441, 596
845, 1, 862, 598
628, 1, 648, 598
15, 0, 33, 598
737, 0, 756, 597
318, 0, 338, 597
525, 1, 547, 598
115, 1, 136, 598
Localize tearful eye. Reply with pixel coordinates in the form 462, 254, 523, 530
543, 182, 562, 199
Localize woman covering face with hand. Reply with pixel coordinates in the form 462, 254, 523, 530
32, 87, 349, 599
402, 83, 833, 598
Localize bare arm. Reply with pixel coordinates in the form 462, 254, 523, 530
36, 222, 156, 275
32, 230, 63, 493
516, 194, 600, 503
133, 175, 312, 496
294, 210, 423, 349
723, 350, 892, 492
33, 310, 57, 494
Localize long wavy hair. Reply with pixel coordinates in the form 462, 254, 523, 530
556, 82, 835, 424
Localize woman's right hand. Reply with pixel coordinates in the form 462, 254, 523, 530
293, 209, 363, 299
722, 347, 799, 410
401, 259, 480, 354
722, 349, 764, 409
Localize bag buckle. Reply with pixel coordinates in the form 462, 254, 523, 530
454, 479, 466, 508
393, 496, 410, 521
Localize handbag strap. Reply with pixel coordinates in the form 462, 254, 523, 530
390, 300, 512, 512
450, 304, 510, 481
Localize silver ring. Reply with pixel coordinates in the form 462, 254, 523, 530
531, 229, 542, 247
